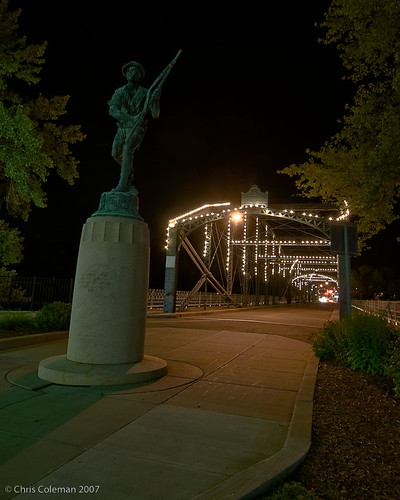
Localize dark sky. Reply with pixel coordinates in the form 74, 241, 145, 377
11, 0, 353, 288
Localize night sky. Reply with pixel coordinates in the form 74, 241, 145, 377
11, 0, 355, 288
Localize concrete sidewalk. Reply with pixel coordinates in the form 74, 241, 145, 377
0, 311, 329, 500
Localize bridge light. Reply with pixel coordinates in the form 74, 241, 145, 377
231, 211, 243, 223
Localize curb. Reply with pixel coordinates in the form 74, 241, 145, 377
193, 352, 320, 499
148, 305, 271, 319
0, 307, 263, 350
1, 306, 325, 498
329, 306, 340, 322
0, 331, 68, 351
0, 307, 258, 350
0, 304, 336, 351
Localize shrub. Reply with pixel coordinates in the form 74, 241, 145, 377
0, 312, 35, 331
34, 302, 71, 330
384, 332, 400, 397
311, 313, 394, 376
310, 320, 349, 363
312, 312, 398, 387
263, 481, 320, 499
345, 313, 393, 375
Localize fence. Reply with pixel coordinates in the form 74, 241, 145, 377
0, 276, 287, 311
352, 300, 400, 326
0, 276, 74, 311
148, 289, 287, 310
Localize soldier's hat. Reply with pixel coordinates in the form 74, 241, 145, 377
122, 61, 145, 80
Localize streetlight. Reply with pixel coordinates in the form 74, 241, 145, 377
231, 211, 243, 223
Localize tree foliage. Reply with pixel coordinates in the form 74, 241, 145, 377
0, 219, 22, 265
351, 265, 400, 299
0, 0, 85, 266
279, 0, 400, 241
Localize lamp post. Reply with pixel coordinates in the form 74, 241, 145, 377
330, 221, 358, 319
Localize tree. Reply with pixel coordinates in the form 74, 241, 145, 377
0, 0, 85, 266
351, 265, 400, 299
279, 0, 400, 242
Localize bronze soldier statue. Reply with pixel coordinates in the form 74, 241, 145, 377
109, 52, 181, 192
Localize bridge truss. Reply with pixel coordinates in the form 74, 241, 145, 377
163, 186, 344, 312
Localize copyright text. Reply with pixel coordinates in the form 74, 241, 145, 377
4, 484, 100, 495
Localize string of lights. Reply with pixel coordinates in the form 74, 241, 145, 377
165, 190, 347, 300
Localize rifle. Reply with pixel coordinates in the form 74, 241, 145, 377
144, 49, 182, 110
128, 50, 182, 139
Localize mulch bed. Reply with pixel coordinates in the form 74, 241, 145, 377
290, 360, 400, 499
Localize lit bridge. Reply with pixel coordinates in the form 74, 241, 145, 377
163, 185, 345, 313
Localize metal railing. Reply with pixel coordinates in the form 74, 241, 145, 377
352, 300, 400, 326
0, 276, 74, 311
0, 276, 288, 311
153, 291, 287, 311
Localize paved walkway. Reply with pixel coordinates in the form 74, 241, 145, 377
0, 306, 337, 499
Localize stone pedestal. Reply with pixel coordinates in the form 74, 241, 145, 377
38, 191, 167, 385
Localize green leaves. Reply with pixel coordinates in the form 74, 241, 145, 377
280, 0, 400, 243
0, 0, 85, 265
0, 102, 48, 211
0, 1, 46, 97
311, 313, 396, 378
0, 220, 23, 266
34, 301, 71, 330
320, 0, 400, 83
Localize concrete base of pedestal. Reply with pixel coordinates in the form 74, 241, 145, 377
38, 354, 167, 386
65, 215, 150, 365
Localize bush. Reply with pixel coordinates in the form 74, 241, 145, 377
34, 302, 71, 330
0, 312, 35, 331
310, 320, 349, 363
384, 332, 400, 397
263, 481, 320, 499
311, 312, 394, 376
346, 314, 392, 375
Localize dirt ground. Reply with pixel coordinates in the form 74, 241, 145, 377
290, 360, 400, 499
